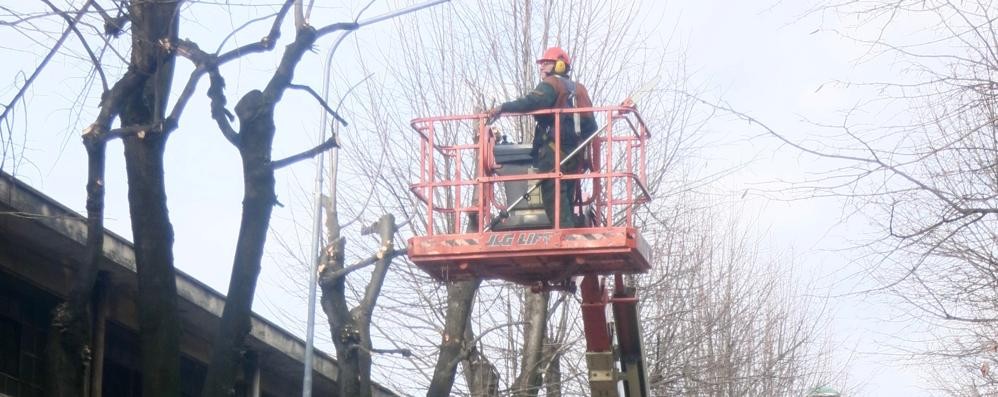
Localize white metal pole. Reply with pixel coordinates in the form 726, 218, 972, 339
302, 29, 337, 397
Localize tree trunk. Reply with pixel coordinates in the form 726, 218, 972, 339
202, 24, 318, 397
120, 2, 182, 396
122, 127, 181, 397
319, 229, 351, 396
90, 273, 110, 397
427, 279, 482, 396
200, 89, 277, 396
44, 136, 106, 396
463, 320, 500, 397
319, 214, 397, 397
543, 344, 561, 397
512, 290, 549, 397
352, 215, 397, 397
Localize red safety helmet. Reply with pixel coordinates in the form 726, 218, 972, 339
537, 47, 571, 74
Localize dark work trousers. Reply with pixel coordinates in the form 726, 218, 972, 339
535, 141, 579, 228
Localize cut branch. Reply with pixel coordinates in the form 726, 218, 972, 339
294, 0, 305, 28
81, 69, 148, 142
319, 248, 408, 282
270, 136, 338, 169
349, 344, 413, 357
104, 121, 168, 141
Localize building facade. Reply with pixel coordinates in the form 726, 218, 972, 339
0, 172, 396, 397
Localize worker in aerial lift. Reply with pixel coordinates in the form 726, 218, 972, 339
488, 46, 598, 228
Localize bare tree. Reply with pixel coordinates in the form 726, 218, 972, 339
318, 210, 408, 397
638, 193, 841, 395
1, 2, 186, 395
683, 0, 998, 392
1, 1, 442, 396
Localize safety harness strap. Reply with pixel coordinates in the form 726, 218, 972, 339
555, 75, 584, 138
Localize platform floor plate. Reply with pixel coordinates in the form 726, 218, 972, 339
408, 227, 652, 284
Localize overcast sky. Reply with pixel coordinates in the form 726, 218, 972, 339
660, 1, 932, 395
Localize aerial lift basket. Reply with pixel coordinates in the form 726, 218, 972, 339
406, 104, 653, 285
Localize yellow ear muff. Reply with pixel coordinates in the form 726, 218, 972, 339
554, 59, 567, 74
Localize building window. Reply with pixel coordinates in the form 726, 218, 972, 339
101, 358, 142, 397
179, 356, 206, 397
0, 287, 46, 397
102, 321, 142, 397
102, 321, 209, 397
0, 316, 21, 397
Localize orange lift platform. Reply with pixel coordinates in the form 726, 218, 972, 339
407, 103, 652, 285
406, 102, 654, 396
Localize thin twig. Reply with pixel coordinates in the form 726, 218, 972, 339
217, 0, 295, 65
1, 1, 93, 124
214, 12, 278, 55
40, 0, 108, 91
288, 84, 349, 126
685, 92, 998, 217
444, 321, 529, 374
335, 73, 374, 113
0, 8, 53, 27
